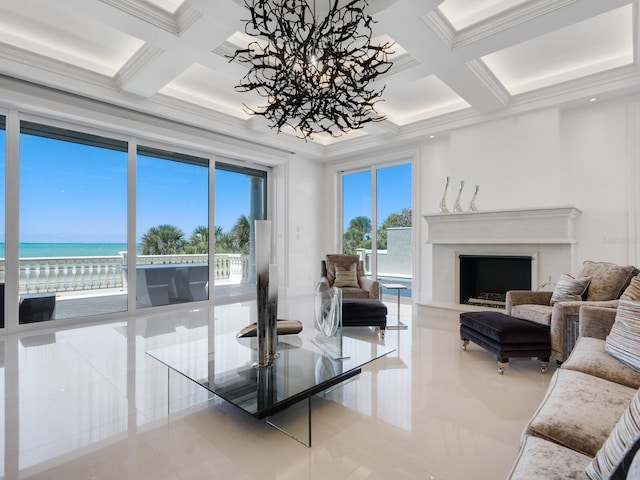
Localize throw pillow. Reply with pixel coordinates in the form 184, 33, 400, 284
621, 275, 640, 301
550, 274, 592, 305
605, 299, 640, 372
578, 261, 638, 302
586, 388, 640, 480
325, 254, 359, 284
333, 264, 359, 288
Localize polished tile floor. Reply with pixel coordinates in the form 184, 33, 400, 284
3, 296, 556, 479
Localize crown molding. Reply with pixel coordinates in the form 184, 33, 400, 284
114, 43, 164, 91
452, 0, 579, 49
98, 0, 202, 36
0, 42, 114, 89
465, 59, 511, 106
425, 0, 583, 51
421, 10, 456, 50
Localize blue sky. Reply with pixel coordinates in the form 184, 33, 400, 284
342, 163, 412, 232
14, 134, 251, 243
6, 130, 410, 243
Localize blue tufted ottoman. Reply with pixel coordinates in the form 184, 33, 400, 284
460, 311, 551, 374
342, 299, 387, 335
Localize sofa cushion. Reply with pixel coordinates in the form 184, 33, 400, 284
586, 388, 640, 480
550, 274, 592, 305
621, 275, 640, 301
507, 435, 591, 480
526, 369, 636, 457
511, 304, 553, 326
338, 287, 369, 299
561, 337, 640, 389
578, 261, 637, 302
605, 299, 640, 372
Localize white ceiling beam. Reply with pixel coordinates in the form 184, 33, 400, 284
377, 0, 508, 112
445, 0, 634, 61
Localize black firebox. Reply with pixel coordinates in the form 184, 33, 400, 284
459, 255, 532, 308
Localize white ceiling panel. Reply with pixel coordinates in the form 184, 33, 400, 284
439, 0, 529, 30
481, 4, 634, 95
160, 63, 261, 119
143, 0, 185, 14
378, 75, 470, 124
0, 6, 144, 76
0, 0, 636, 154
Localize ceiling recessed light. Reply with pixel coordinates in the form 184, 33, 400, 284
430, 135, 435, 138
588, 97, 599, 102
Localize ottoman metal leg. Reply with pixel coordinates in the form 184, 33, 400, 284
498, 358, 508, 375
539, 356, 550, 374
462, 339, 469, 351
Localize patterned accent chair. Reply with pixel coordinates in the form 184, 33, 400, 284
319, 254, 380, 300
506, 261, 638, 362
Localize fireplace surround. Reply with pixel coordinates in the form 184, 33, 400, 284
423, 206, 581, 308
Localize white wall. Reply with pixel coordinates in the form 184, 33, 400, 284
416, 100, 633, 303
283, 156, 326, 297
559, 100, 630, 264
313, 98, 637, 304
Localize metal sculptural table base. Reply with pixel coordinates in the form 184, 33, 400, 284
147, 336, 393, 447
381, 283, 408, 330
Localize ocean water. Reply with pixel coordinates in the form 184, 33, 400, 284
0, 243, 135, 258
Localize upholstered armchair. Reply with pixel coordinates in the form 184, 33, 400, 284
319, 254, 380, 300
506, 261, 638, 362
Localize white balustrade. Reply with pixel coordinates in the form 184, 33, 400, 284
3, 253, 250, 294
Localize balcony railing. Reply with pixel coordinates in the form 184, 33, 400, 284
5, 253, 250, 294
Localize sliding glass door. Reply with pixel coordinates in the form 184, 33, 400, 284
342, 162, 412, 295
136, 146, 209, 309
18, 122, 128, 322
2, 115, 269, 327
376, 163, 412, 296
342, 170, 372, 273
213, 163, 266, 300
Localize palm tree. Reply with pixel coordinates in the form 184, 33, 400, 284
185, 225, 209, 254
214, 226, 233, 252
343, 216, 372, 254
141, 224, 186, 255
230, 214, 251, 253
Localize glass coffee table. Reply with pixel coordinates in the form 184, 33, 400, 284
146, 335, 394, 447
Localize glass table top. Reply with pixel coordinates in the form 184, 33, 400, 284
146, 335, 394, 419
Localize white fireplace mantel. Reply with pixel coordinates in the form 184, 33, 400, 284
422, 206, 582, 308
423, 206, 582, 245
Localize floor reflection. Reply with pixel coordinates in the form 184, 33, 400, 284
0, 296, 554, 479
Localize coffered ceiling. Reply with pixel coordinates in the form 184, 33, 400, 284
0, 0, 637, 157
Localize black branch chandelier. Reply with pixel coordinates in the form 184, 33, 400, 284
228, 0, 394, 140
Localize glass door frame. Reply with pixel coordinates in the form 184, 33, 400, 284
338, 155, 416, 299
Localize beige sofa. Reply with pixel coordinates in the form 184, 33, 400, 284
506, 261, 637, 362
507, 305, 640, 479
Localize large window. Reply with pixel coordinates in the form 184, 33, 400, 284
0, 115, 269, 326
213, 163, 266, 300
376, 163, 412, 296
342, 170, 372, 261
19, 122, 128, 323
136, 146, 209, 308
342, 162, 412, 296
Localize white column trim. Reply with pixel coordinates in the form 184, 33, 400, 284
628, 102, 640, 266
5, 110, 19, 333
